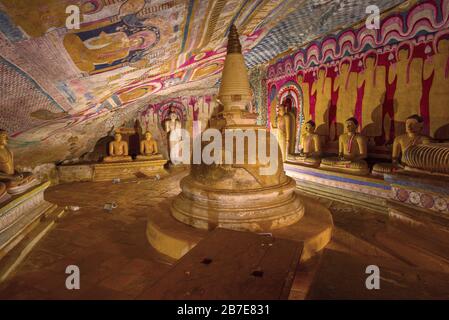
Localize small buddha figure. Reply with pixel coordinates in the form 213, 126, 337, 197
272, 105, 293, 162
0, 129, 38, 194
289, 120, 322, 167
321, 117, 369, 175
136, 132, 162, 161
373, 114, 431, 175
103, 132, 132, 163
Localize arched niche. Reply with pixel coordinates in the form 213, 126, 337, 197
277, 82, 304, 153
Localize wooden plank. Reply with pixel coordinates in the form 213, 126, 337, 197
139, 228, 303, 300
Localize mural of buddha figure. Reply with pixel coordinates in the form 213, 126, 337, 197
136, 132, 162, 161
297, 73, 311, 123
359, 55, 386, 138
426, 38, 449, 139
64, 29, 157, 73
103, 133, 132, 163
373, 114, 431, 175
312, 68, 331, 136
289, 120, 322, 167
335, 61, 358, 136
0, 130, 38, 195
321, 118, 369, 175
391, 45, 423, 134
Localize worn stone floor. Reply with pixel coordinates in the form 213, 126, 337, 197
0, 168, 448, 299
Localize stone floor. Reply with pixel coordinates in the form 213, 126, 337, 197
0, 168, 448, 299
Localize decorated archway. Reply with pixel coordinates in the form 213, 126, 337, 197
158, 100, 187, 125
277, 81, 304, 153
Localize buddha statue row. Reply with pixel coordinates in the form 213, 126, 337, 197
283, 114, 432, 176
103, 131, 162, 163
0, 129, 38, 199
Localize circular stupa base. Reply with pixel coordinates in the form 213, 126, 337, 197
147, 194, 333, 261
171, 176, 304, 232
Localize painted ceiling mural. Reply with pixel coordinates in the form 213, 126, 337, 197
0, 0, 406, 166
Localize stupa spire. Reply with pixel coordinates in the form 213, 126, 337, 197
218, 24, 252, 114
227, 24, 242, 54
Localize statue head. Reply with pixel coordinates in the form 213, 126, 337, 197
0, 130, 8, 146
114, 133, 123, 142
278, 105, 286, 116
405, 114, 424, 134
129, 35, 145, 49
345, 117, 359, 134
304, 120, 316, 134
169, 112, 178, 121
145, 131, 153, 140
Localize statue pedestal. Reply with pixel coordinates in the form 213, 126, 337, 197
386, 171, 449, 225
383, 171, 449, 267
93, 159, 168, 182
285, 162, 390, 213
147, 194, 332, 261
0, 182, 59, 261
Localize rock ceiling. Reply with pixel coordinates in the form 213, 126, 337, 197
0, 0, 404, 166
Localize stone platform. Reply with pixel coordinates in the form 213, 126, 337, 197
285, 162, 391, 213
0, 181, 60, 261
58, 159, 168, 183
147, 194, 333, 261
94, 159, 168, 182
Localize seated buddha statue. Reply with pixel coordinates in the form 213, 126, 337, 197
136, 132, 163, 161
103, 133, 132, 163
0, 129, 38, 195
288, 120, 322, 167
321, 118, 369, 175
372, 114, 431, 175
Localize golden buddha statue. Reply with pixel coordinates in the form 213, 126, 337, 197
321, 118, 369, 175
103, 132, 132, 163
289, 120, 322, 167
136, 132, 163, 161
0, 129, 38, 195
373, 114, 431, 175
272, 105, 294, 162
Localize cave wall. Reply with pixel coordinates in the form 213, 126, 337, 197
265, 0, 449, 158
